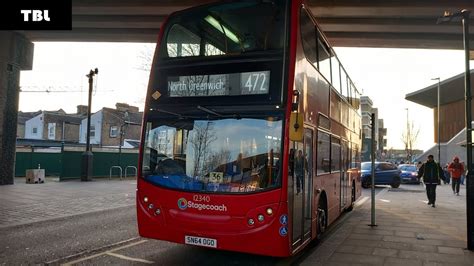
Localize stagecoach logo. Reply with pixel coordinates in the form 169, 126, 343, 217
177, 197, 228, 212
177, 198, 188, 210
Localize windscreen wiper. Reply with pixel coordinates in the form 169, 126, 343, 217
197, 105, 224, 117
154, 108, 183, 118
154, 108, 199, 119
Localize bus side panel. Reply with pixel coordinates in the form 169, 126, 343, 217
323, 173, 341, 225
137, 180, 291, 257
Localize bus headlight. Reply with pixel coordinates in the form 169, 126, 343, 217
248, 218, 255, 226
266, 208, 273, 215
144, 197, 149, 203
258, 214, 264, 222
148, 203, 154, 209
155, 208, 161, 215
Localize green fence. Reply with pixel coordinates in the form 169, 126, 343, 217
15, 147, 139, 181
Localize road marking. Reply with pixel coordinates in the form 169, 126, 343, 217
61, 239, 148, 265
46, 237, 141, 265
355, 196, 368, 207
107, 252, 154, 264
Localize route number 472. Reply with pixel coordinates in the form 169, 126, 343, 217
244, 72, 268, 93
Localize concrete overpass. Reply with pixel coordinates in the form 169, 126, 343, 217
1, 0, 474, 184
15, 0, 474, 50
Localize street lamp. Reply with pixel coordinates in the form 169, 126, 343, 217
405, 108, 409, 161
81, 68, 98, 181
432, 77, 441, 165
437, 9, 473, 250
118, 111, 130, 168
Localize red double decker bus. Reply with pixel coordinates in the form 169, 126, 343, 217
137, 0, 362, 257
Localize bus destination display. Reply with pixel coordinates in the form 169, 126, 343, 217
167, 71, 270, 97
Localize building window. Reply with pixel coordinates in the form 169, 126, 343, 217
32, 127, 37, 134
90, 125, 95, 138
48, 123, 56, 140
110, 126, 118, 138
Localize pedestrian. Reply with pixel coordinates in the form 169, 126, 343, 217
443, 164, 450, 184
416, 161, 423, 170
294, 150, 307, 195
417, 154, 443, 208
448, 156, 464, 195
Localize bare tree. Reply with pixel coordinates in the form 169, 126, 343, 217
207, 149, 232, 172
136, 45, 154, 72
190, 122, 217, 177
401, 121, 420, 162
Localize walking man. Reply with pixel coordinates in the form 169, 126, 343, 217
418, 155, 443, 208
295, 150, 306, 195
448, 156, 464, 195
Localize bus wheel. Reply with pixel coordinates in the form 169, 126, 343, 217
316, 203, 327, 240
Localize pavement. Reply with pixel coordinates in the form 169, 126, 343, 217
0, 177, 136, 228
303, 182, 474, 265
1, 177, 474, 265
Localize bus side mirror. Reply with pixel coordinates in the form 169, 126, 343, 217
289, 112, 303, 141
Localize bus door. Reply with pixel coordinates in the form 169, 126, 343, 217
340, 141, 349, 209
291, 128, 313, 247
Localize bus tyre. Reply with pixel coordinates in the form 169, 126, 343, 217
316, 204, 327, 240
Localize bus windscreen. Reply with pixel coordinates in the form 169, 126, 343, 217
141, 116, 282, 193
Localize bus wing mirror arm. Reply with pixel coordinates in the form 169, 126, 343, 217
292, 90, 300, 112
289, 90, 303, 141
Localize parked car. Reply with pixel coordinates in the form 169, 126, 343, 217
398, 164, 420, 184
361, 162, 401, 188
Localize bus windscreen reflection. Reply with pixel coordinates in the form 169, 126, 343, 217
142, 118, 282, 193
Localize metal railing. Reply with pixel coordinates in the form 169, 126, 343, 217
109, 166, 123, 180
125, 166, 137, 178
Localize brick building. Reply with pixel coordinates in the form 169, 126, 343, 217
79, 103, 142, 147
24, 108, 85, 142
17, 110, 41, 138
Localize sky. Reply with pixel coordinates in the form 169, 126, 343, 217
19, 42, 472, 151
19, 42, 154, 113
335, 47, 470, 152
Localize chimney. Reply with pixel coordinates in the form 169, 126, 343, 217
115, 103, 139, 113
115, 103, 130, 112
77, 105, 88, 115
128, 106, 139, 113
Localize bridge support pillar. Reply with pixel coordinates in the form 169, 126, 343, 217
0, 32, 34, 185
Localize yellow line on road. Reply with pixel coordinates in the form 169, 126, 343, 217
61, 239, 148, 266
107, 252, 154, 264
